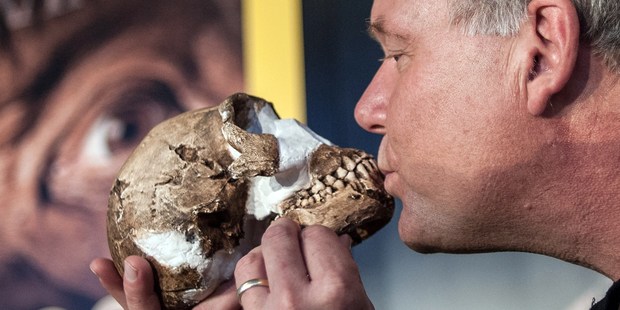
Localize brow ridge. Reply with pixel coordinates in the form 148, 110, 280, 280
366, 17, 409, 41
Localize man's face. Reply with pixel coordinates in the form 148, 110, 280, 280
356, 0, 544, 253
0, 2, 242, 305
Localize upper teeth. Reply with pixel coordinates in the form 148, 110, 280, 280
293, 155, 378, 208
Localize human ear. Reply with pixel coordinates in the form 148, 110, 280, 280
520, 0, 580, 115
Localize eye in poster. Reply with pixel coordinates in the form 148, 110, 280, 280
0, 0, 304, 309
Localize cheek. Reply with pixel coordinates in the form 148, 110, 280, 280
385, 64, 521, 208
385, 76, 466, 190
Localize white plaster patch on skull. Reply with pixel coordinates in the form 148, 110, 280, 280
133, 218, 266, 304
107, 93, 394, 309
135, 231, 207, 269
239, 102, 331, 220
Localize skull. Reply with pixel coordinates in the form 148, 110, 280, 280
107, 93, 394, 309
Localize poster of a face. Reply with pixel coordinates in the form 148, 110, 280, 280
0, 0, 243, 308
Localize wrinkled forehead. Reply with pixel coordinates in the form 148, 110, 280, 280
368, 0, 449, 36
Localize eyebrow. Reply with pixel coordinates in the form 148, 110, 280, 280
366, 17, 383, 41
366, 17, 409, 42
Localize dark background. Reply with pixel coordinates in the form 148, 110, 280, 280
304, 0, 381, 151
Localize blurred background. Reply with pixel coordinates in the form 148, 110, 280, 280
0, 0, 610, 309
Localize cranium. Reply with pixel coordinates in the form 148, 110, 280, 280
107, 93, 394, 309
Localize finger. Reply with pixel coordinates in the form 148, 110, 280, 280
300, 227, 373, 308
339, 234, 354, 251
123, 256, 162, 310
194, 279, 240, 310
234, 247, 269, 308
301, 226, 358, 282
261, 218, 309, 289
90, 258, 128, 309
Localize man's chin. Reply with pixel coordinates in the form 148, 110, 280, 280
396, 212, 443, 254
403, 240, 442, 254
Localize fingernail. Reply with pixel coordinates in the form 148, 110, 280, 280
340, 234, 353, 250
273, 217, 288, 224
124, 260, 138, 282
89, 264, 99, 279
273, 217, 301, 230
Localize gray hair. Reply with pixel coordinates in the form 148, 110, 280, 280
447, 0, 620, 72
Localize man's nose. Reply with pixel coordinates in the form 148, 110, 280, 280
354, 64, 393, 135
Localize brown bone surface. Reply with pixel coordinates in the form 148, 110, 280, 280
107, 93, 394, 309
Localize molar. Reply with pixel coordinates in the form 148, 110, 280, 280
323, 175, 336, 186
333, 180, 345, 190
311, 181, 326, 194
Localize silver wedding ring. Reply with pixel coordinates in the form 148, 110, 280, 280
237, 278, 270, 301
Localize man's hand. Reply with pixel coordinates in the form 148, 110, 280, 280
90, 256, 240, 309
234, 218, 374, 309
90, 217, 373, 309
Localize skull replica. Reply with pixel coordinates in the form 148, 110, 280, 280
107, 93, 394, 309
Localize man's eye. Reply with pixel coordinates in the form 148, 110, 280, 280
379, 54, 403, 63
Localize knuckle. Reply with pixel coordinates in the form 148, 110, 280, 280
322, 278, 348, 300
300, 225, 331, 240
261, 221, 298, 243
320, 279, 364, 309
276, 291, 300, 310
124, 294, 150, 309
234, 250, 262, 275
316, 267, 366, 308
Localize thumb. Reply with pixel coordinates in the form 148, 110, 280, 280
123, 256, 162, 310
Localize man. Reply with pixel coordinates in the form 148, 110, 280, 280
91, 0, 620, 309
0, 0, 242, 308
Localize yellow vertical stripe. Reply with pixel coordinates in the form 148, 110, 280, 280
242, 0, 306, 123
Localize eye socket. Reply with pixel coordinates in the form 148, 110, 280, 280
379, 54, 402, 63
82, 80, 183, 161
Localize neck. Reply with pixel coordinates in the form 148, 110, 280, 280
530, 52, 620, 280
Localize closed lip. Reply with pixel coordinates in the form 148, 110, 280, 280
378, 161, 394, 177
379, 167, 394, 176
